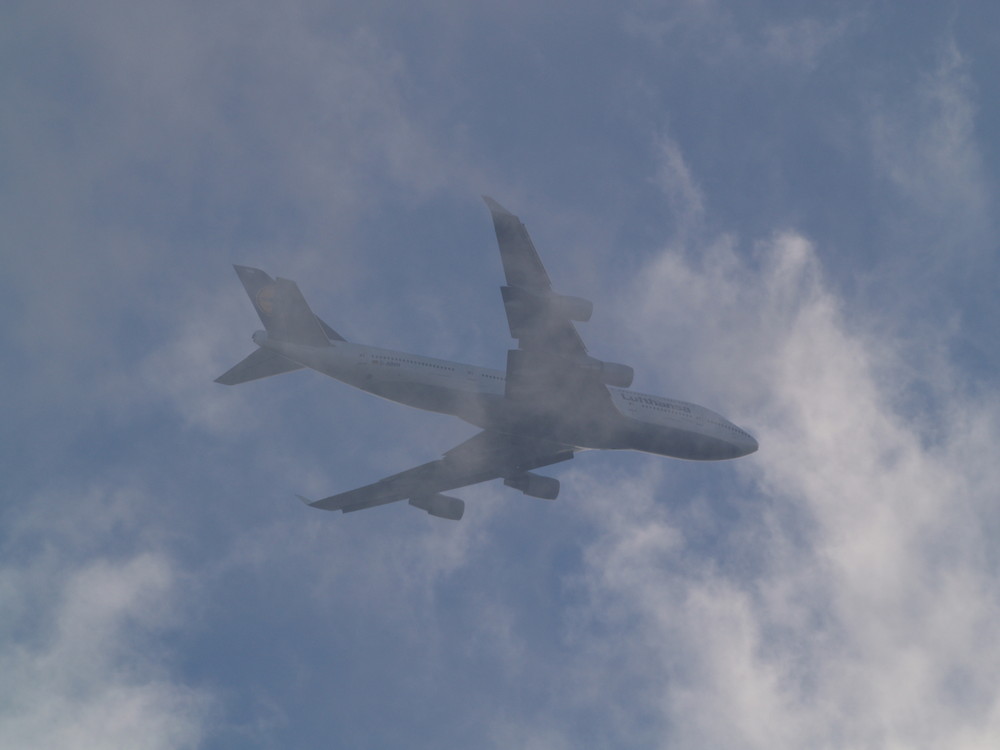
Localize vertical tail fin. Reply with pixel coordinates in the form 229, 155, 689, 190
233, 265, 345, 347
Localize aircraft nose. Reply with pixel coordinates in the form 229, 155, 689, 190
727, 424, 758, 457
738, 431, 758, 456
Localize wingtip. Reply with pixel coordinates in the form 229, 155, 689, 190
482, 195, 510, 215
295, 494, 316, 507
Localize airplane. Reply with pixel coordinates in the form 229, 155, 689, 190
216, 197, 757, 521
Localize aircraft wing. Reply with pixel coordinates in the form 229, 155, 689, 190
483, 197, 633, 412
483, 196, 589, 357
303, 430, 574, 517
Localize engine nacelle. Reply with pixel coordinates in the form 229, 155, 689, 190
409, 493, 465, 521
593, 360, 634, 388
548, 294, 593, 323
504, 472, 560, 500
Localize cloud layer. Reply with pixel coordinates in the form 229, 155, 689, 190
3, 2, 999, 748
0, 486, 212, 749
561, 229, 1000, 748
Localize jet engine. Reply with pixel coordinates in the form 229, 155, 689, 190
409, 493, 465, 521
547, 293, 593, 323
588, 359, 634, 388
504, 472, 560, 500
501, 286, 593, 324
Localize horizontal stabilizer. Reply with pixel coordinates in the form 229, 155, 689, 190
215, 348, 304, 385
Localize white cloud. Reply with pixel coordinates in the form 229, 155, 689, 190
0, 552, 212, 749
650, 134, 706, 244
2, 0, 475, 428
6, 4, 1000, 748
623, 3, 859, 72
0, 481, 215, 749
209, 215, 998, 748
622, 0, 740, 56
762, 15, 857, 70
553, 225, 1000, 748
869, 37, 993, 285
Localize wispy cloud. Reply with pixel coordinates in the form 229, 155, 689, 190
867, 35, 995, 321
5, 3, 1000, 748
558, 203, 1000, 747
762, 15, 859, 70
0, 486, 213, 749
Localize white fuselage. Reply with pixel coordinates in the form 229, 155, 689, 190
255, 334, 758, 461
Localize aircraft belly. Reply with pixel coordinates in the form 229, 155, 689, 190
451, 397, 634, 451
263, 342, 745, 459
626, 422, 746, 460
369, 380, 476, 416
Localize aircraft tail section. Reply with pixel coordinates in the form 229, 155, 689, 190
233, 265, 345, 347
216, 265, 347, 386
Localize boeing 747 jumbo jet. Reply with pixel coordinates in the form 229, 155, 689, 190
217, 197, 757, 521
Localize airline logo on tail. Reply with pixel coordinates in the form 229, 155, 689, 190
255, 285, 275, 315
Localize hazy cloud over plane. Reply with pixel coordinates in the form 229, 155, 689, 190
2, 1, 999, 748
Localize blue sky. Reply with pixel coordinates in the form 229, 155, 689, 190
3, 1, 1000, 748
